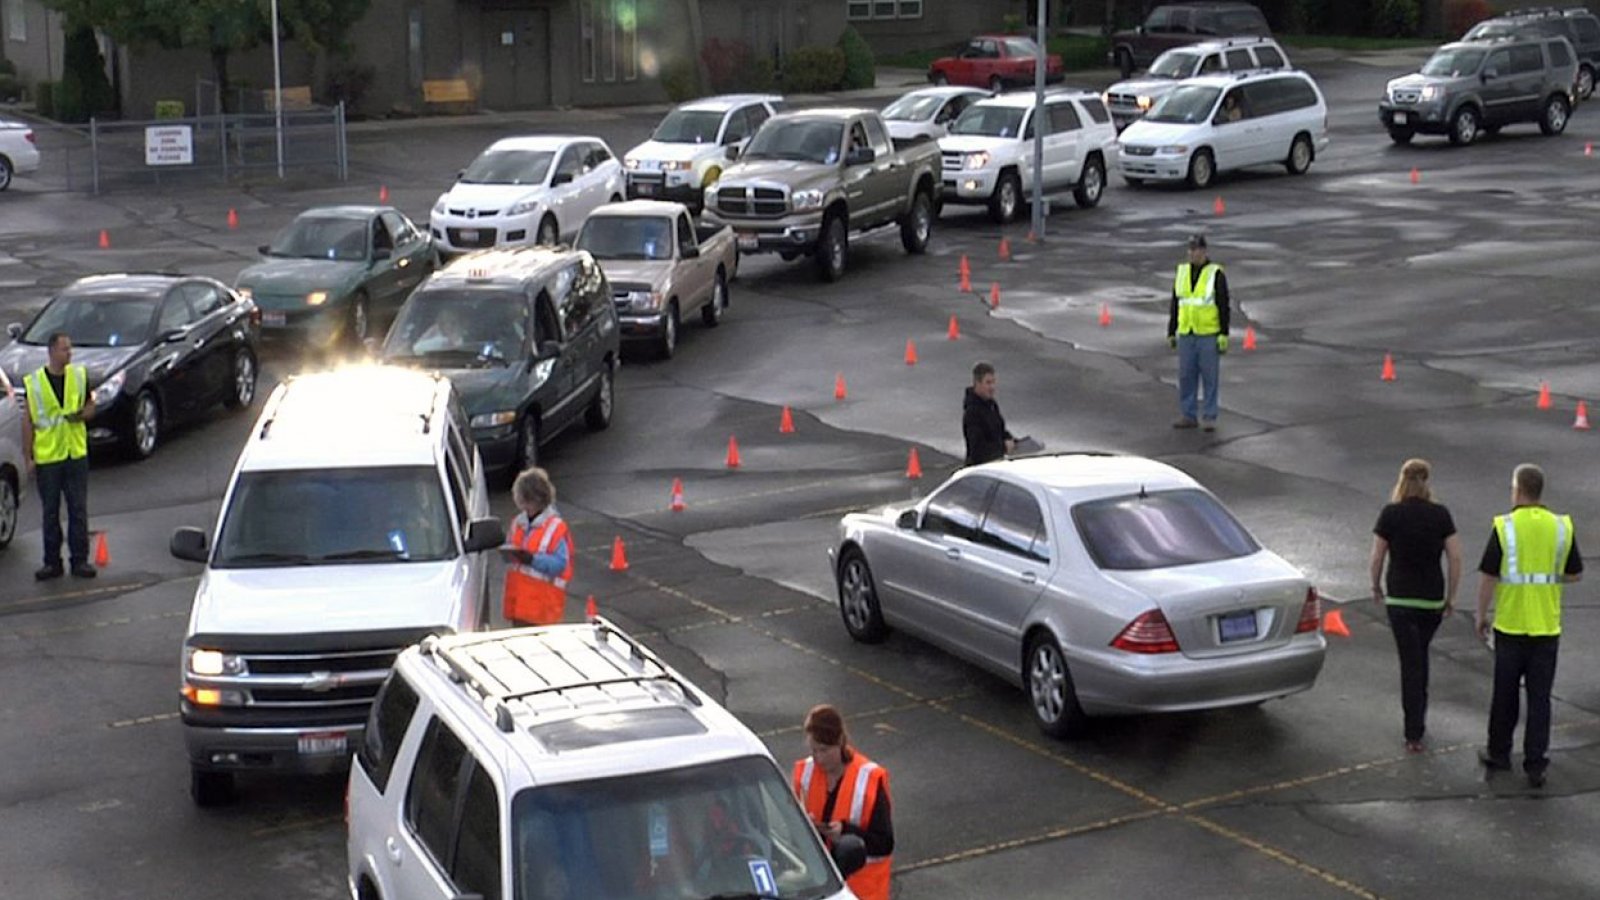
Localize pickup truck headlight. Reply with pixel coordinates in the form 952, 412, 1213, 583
791, 189, 826, 212
962, 151, 991, 170
1136, 95, 1154, 111
306, 291, 329, 306
91, 370, 126, 406
470, 410, 518, 429
625, 157, 642, 170
187, 648, 247, 676
509, 197, 541, 215
624, 290, 663, 311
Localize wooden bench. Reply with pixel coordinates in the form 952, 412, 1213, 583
423, 79, 474, 104
261, 85, 314, 111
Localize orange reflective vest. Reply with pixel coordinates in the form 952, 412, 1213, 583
792, 753, 892, 900
502, 510, 572, 626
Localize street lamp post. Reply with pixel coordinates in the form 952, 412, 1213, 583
1030, 0, 1047, 241
270, 0, 285, 179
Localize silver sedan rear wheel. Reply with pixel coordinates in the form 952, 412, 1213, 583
1026, 633, 1086, 738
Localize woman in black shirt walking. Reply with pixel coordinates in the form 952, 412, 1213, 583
1370, 458, 1462, 753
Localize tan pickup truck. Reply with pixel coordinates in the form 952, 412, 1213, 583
575, 200, 738, 359
701, 108, 942, 282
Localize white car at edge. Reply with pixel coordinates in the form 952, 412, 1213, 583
0, 369, 23, 549
0, 119, 41, 191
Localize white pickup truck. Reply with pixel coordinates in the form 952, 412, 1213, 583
576, 200, 738, 359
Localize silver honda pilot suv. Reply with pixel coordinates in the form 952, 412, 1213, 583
1379, 35, 1577, 146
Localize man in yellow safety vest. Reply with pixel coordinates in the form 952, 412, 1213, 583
21, 332, 97, 580
1166, 233, 1232, 432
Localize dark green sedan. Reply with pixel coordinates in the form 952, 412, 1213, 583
234, 206, 436, 347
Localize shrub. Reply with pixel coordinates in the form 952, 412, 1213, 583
154, 99, 186, 119
702, 38, 775, 93
1287, 0, 1333, 33
56, 23, 116, 122
1444, 0, 1494, 38
780, 46, 846, 94
0, 73, 21, 103
838, 26, 875, 90
35, 80, 56, 118
662, 57, 699, 103
1370, 0, 1420, 38
322, 59, 376, 109
1002, 13, 1025, 35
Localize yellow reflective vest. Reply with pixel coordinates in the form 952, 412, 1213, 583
1174, 262, 1223, 336
24, 365, 89, 464
1492, 506, 1574, 637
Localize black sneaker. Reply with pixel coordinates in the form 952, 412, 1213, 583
70, 563, 98, 579
1201, 419, 1217, 432
1172, 417, 1199, 429
1477, 747, 1511, 771
34, 564, 64, 581
1527, 769, 1547, 789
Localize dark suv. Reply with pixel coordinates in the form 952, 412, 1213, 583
1108, 2, 1271, 78
1380, 35, 1578, 146
1465, 7, 1600, 99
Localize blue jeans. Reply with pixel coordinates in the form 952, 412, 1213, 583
37, 455, 90, 567
1177, 333, 1220, 422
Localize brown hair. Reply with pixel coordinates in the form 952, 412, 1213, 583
1514, 463, 1545, 502
1390, 458, 1433, 503
972, 361, 995, 384
803, 704, 854, 760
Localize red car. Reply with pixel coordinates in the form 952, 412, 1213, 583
929, 35, 1065, 92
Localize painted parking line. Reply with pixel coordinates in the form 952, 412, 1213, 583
896, 808, 1169, 874
1183, 814, 1382, 899
0, 580, 160, 616
108, 711, 180, 729
756, 691, 978, 741
614, 457, 931, 519
1, 608, 187, 642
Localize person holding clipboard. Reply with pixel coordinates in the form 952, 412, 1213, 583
501, 467, 573, 627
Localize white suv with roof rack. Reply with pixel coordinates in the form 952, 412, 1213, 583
347, 619, 866, 900
1104, 36, 1291, 131
623, 94, 786, 212
937, 88, 1118, 223
170, 366, 505, 806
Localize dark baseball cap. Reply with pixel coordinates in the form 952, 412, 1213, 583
1186, 233, 1207, 249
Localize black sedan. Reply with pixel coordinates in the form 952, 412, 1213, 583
0, 274, 261, 459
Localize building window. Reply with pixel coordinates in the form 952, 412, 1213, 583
580, 0, 637, 84
5, 0, 26, 42
848, 0, 919, 19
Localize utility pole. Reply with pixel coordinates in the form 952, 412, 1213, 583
1030, 0, 1048, 240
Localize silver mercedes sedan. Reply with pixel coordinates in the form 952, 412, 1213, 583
829, 453, 1325, 738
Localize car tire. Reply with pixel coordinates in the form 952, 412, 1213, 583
222, 349, 257, 411
1025, 632, 1088, 739
190, 768, 236, 807
0, 156, 12, 192
536, 215, 559, 246
1116, 48, 1134, 79
989, 75, 1005, 93
932, 72, 949, 86
1539, 93, 1570, 136
0, 468, 18, 549
347, 292, 370, 348
1578, 65, 1595, 101
1448, 105, 1479, 146
585, 362, 614, 431
701, 270, 729, 327
125, 390, 161, 460
837, 550, 889, 644
814, 215, 847, 282
1387, 127, 1415, 145
899, 189, 933, 254
658, 301, 680, 359
1073, 154, 1106, 208
1284, 133, 1313, 175
1184, 149, 1215, 190
989, 171, 1021, 223
515, 413, 540, 474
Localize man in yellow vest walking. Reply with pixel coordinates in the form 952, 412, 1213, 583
21, 333, 97, 580
1166, 233, 1231, 432
1474, 464, 1581, 788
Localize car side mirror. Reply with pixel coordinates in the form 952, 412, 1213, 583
831, 834, 867, 878
5, 322, 20, 340
463, 518, 506, 554
537, 339, 562, 360
170, 527, 209, 563
845, 147, 876, 166
681, 243, 700, 259
896, 509, 919, 530
551, 172, 574, 186
256, 244, 270, 255
456, 168, 466, 180
725, 145, 740, 161
372, 247, 392, 261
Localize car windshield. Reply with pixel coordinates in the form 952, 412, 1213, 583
460, 149, 554, 185
576, 216, 673, 261
1148, 50, 1201, 79
1073, 488, 1260, 571
383, 289, 526, 366
1145, 85, 1221, 124
741, 120, 843, 164
950, 105, 1026, 137
652, 109, 725, 143
267, 216, 368, 261
512, 756, 842, 900
882, 94, 945, 121
22, 295, 157, 347
1421, 47, 1486, 77
212, 467, 455, 568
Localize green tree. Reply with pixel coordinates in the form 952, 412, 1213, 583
56, 21, 116, 120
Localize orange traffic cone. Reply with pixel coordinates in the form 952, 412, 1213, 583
1098, 303, 1111, 327
1212, 195, 1225, 215
227, 207, 239, 230
609, 536, 629, 571
834, 373, 848, 401
94, 532, 110, 567
1587, 142, 1594, 157
1409, 167, 1420, 185
1322, 608, 1351, 638
999, 237, 1011, 261
958, 254, 971, 293
1574, 401, 1590, 430
988, 283, 1000, 310
1537, 381, 1552, 410
585, 595, 599, 620
904, 339, 918, 366
779, 405, 795, 433
97, 229, 110, 249
379, 184, 390, 202
1243, 326, 1257, 351
905, 447, 923, 479
947, 315, 961, 341
726, 435, 742, 468
1380, 353, 1397, 382
670, 478, 686, 512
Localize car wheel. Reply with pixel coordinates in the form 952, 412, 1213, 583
899, 189, 932, 254
1073, 154, 1105, 208
701, 270, 729, 327
126, 390, 160, 460
932, 72, 949, 87
585, 362, 614, 430
837, 550, 889, 643
989, 75, 1005, 93
515, 414, 540, 473
1025, 632, 1087, 739
658, 301, 679, 359
537, 215, 559, 246
347, 292, 370, 347
1116, 48, 1134, 79
989, 171, 1020, 223
1284, 133, 1313, 175
190, 768, 236, 807
0, 157, 12, 192
223, 349, 257, 410
1448, 105, 1479, 146
1387, 128, 1415, 145
814, 215, 847, 282
1185, 149, 1215, 190
1578, 65, 1595, 101
0, 469, 18, 549
1540, 94, 1570, 136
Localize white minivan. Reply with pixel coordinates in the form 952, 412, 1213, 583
623, 94, 784, 211
1115, 70, 1329, 190
430, 135, 624, 255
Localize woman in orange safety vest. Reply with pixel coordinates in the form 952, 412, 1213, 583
501, 467, 573, 626
792, 704, 894, 900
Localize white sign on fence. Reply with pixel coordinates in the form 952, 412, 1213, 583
145, 125, 194, 166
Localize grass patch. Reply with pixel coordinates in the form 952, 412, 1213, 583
1279, 34, 1438, 51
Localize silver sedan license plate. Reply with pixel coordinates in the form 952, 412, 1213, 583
298, 731, 347, 755
262, 311, 286, 327
1218, 610, 1258, 643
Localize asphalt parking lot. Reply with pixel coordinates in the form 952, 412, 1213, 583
3, 52, 1600, 899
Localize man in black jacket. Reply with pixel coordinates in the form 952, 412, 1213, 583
963, 361, 1014, 465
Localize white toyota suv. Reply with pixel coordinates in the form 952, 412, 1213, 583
430, 135, 624, 256
348, 620, 866, 900
938, 89, 1118, 223
170, 367, 505, 806
623, 93, 785, 212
